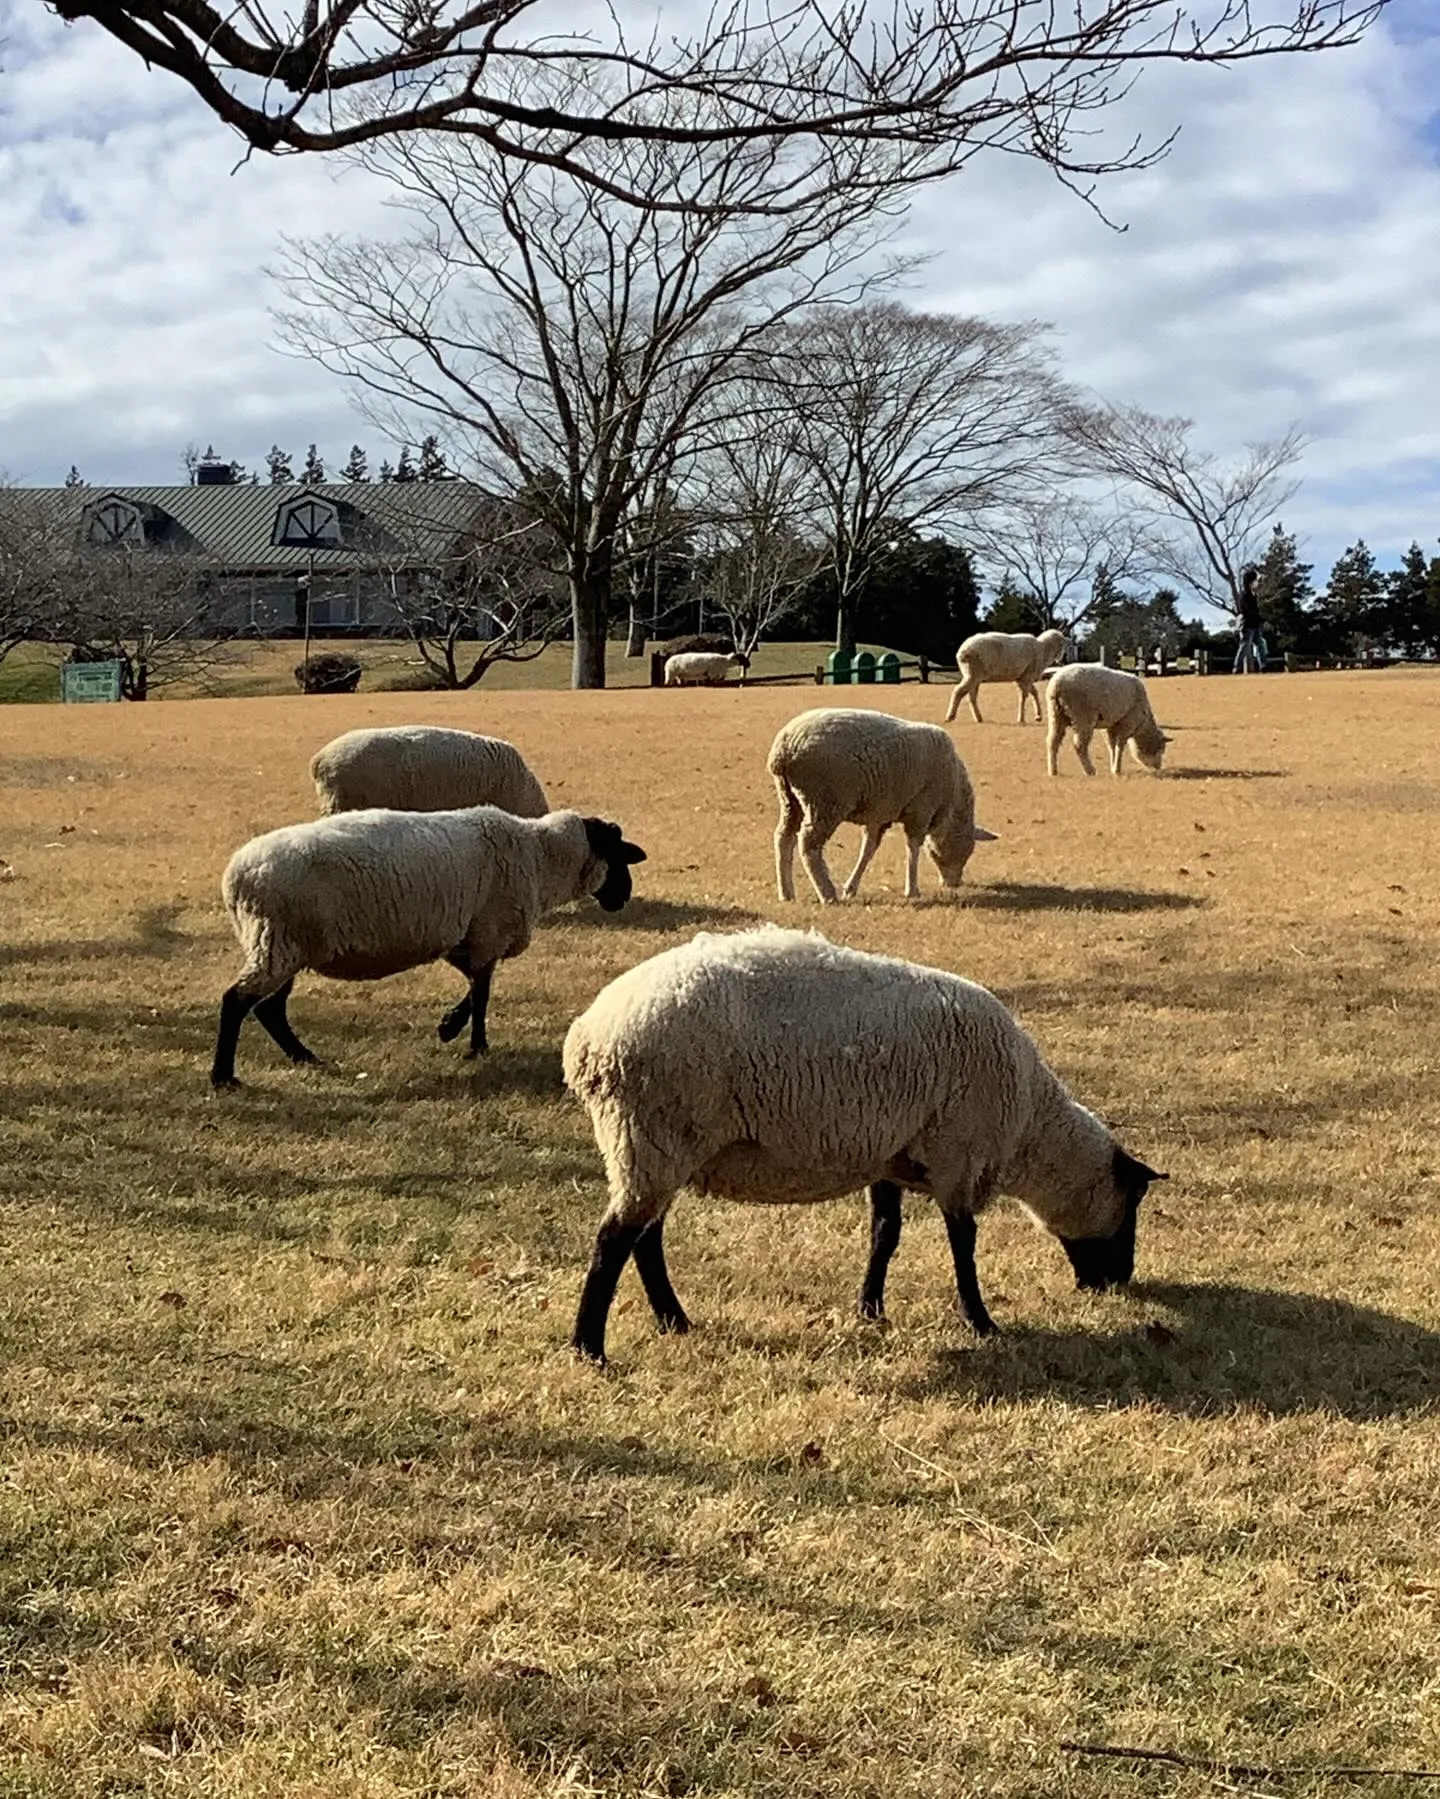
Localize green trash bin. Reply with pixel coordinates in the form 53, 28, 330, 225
853, 650, 876, 684
878, 651, 901, 684
826, 649, 853, 685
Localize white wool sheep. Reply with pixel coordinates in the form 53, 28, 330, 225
211, 807, 645, 1088
664, 651, 749, 687
768, 708, 996, 904
1045, 663, 1169, 776
312, 726, 549, 818
944, 629, 1070, 724
564, 927, 1165, 1361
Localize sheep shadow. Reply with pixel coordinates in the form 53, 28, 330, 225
898, 1281, 1440, 1421
1165, 767, 1287, 782
0, 903, 208, 970
966, 882, 1204, 915
548, 897, 764, 933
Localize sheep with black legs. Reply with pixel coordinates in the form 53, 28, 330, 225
210, 808, 645, 1088
768, 707, 995, 904
312, 726, 549, 818
944, 629, 1069, 724
564, 926, 1165, 1362
1045, 663, 1168, 776
664, 651, 749, 686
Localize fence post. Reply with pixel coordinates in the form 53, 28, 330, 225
1156, 644, 1169, 677
1284, 651, 1294, 673
1098, 643, 1109, 667
1198, 648, 1209, 676
650, 650, 666, 687
918, 655, 930, 684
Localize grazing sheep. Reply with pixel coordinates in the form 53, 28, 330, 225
312, 726, 549, 819
664, 651, 749, 687
1045, 663, 1169, 776
565, 927, 1166, 1362
944, 629, 1070, 724
211, 808, 645, 1088
768, 708, 996, 904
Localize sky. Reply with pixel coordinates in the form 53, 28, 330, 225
1, 0, 1439, 594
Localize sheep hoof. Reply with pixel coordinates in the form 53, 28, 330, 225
462, 1044, 488, 1061
210, 1076, 242, 1093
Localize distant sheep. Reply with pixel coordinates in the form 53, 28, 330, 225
1045, 664, 1168, 776
210, 807, 645, 1088
768, 707, 995, 903
564, 926, 1166, 1362
312, 726, 549, 819
664, 651, 749, 687
944, 629, 1070, 725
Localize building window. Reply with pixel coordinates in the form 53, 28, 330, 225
273, 494, 342, 548
84, 497, 145, 547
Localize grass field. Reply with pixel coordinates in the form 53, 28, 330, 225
3, 671, 1440, 1798
0, 639, 883, 703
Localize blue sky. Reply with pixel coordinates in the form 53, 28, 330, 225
2, 0, 1439, 595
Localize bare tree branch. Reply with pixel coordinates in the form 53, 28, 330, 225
968, 490, 1160, 627
44, 0, 1388, 214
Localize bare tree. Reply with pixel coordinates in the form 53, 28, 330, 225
55, 545, 236, 699
382, 494, 568, 687
767, 303, 1070, 654
0, 486, 70, 665
968, 491, 1158, 629
688, 420, 826, 657
276, 76, 904, 686
1063, 404, 1307, 615
47, 0, 1385, 219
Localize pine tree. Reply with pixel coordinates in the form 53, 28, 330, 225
266, 445, 294, 484
417, 435, 449, 481
1380, 543, 1431, 655
1252, 524, 1314, 654
301, 444, 326, 484
392, 446, 418, 483
1317, 540, 1385, 653
378, 460, 395, 484
340, 445, 369, 482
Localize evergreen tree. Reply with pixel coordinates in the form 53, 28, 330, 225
63, 465, 86, 488
1252, 524, 1314, 654
857, 529, 980, 660
392, 446, 418, 483
1316, 539, 1385, 653
301, 444, 326, 484
266, 445, 295, 484
417, 435, 449, 481
340, 444, 369, 481
1379, 543, 1433, 656
378, 459, 395, 484
981, 579, 1045, 632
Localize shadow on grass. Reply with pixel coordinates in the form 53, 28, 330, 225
897, 1281, 1440, 1421
0, 904, 216, 970
1165, 767, 1287, 781
967, 882, 1204, 914
549, 896, 765, 934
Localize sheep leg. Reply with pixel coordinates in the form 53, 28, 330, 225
250, 979, 321, 1067
1016, 682, 1031, 724
903, 832, 925, 899
840, 825, 887, 899
1045, 705, 1066, 776
1108, 728, 1125, 776
436, 993, 472, 1043
859, 1181, 904, 1319
1073, 727, 1097, 777
774, 782, 802, 902
573, 1213, 651, 1363
798, 819, 841, 905
210, 984, 258, 1089
464, 961, 495, 1059
631, 1218, 690, 1334
937, 1204, 996, 1336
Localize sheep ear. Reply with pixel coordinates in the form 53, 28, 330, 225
973, 825, 999, 842
622, 839, 647, 864
1113, 1145, 1167, 1199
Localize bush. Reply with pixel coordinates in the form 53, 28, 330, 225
656, 633, 736, 657
372, 666, 448, 693
295, 652, 362, 694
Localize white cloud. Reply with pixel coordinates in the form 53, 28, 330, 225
1, 0, 1438, 588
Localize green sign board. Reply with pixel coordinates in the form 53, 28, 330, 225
61, 661, 124, 704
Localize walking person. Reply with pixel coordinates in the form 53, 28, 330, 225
1233, 567, 1266, 674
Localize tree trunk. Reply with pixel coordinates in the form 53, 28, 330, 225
625, 604, 647, 658
834, 593, 858, 657
571, 574, 609, 689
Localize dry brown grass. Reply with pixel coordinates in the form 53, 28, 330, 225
3, 671, 1440, 1798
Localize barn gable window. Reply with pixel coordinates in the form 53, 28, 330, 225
273, 494, 342, 548
84, 497, 145, 547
